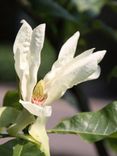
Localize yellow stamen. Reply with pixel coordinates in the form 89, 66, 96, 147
32, 80, 47, 105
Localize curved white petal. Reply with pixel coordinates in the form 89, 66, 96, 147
27, 24, 46, 100
44, 32, 80, 82
75, 48, 95, 60
19, 100, 52, 117
91, 50, 106, 63
57, 31, 80, 64
13, 20, 45, 101
87, 66, 101, 80
13, 20, 32, 56
13, 20, 32, 100
44, 50, 106, 105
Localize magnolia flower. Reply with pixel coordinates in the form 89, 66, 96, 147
13, 20, 106, 117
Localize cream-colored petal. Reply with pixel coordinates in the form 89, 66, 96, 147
75, 48, 95, 60
30, 24, 46, 58
13, 20, 32, 77
87, 66, 101, 80
44, 50, 106, 105
44, 32, 79, 82
13, 20, 32, 55
44, 57, 96, 105
27, 24, 46, 100
91, 50, 106, 63
19, 100, 52, 117
57, 31, 80, 63
44, 48, 94, 85
13, 20, 32, 100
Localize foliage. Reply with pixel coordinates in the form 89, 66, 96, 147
0, 139, 45, 156
3, 90, 22, 110
0, 107, 20, 128
49, 101, 117, 142
1, 91, 117, 155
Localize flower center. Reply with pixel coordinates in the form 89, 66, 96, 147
31, 80, 47, 105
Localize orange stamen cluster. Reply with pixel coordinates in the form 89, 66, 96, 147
31, 95, 47, 105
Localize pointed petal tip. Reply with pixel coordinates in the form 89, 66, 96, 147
93, 50, 107, 63
92, 48, 96, 51
20, 19, 28, 25
40, 23, 46, 31
101, 50, 107, 55
35, 23, 46, 31
99, 50, 107, 59
41, 23, 46, 27
19, 19, 32, 30
74, 31, 80, 38
20, 20, 33, 30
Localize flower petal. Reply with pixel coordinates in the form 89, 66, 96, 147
27, 24, 46, 100
87, 66, 101, 80
44, 50, 106, 105
57, 31, 80, 64
75, 48, 95, 60
85, 50, 106, 81
44, 32, 80, 82
13, 20, 32, 56
19, 100, 52, 117
90, 50, 106, 63
13, 20, 32, 100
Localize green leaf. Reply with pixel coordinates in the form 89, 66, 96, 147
8, 109, 35, 136
0, 139, 45, 156
28, 0, 75, 21
48, 101, 117, 142
0, 107, 20, 128
73, 0, 108, 16
3, 90, 22, 110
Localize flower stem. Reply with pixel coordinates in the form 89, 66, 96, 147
29, 116, 50, 156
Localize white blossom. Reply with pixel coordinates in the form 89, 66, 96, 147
13, 20, 106, 117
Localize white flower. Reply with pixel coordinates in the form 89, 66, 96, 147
13, 20, 106, 117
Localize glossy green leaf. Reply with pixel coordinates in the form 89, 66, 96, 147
3, 90, 22, 110
0, 107, 20, 127
0, 139, 45, 156
48, 101, 117, 142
